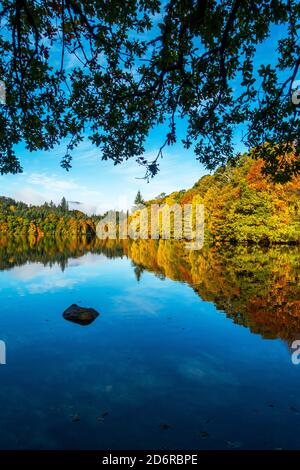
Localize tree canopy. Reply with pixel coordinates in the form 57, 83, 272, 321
0, 0, 299, 181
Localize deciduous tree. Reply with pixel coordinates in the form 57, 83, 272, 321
0, 0, 299, 181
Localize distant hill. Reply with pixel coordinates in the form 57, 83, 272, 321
0, 196, 96, 242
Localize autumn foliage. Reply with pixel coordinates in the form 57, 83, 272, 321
146, 154, 300, 245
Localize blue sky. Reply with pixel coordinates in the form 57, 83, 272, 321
0, 19, 290, 215
0, 138, 212, 215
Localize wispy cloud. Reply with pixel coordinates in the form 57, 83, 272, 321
28, 278, 79, 294
27, 173, 80, 191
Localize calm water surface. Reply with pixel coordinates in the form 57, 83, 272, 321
0, 239, 299, 449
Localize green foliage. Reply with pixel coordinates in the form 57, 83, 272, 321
0, 1, 299, 180
60, 197, 69, 212
0, 196, 95, 242
134, 190, 145, 205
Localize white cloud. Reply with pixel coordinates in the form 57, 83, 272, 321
13, 187, 48, 206
27, 173, 80, 191
11, 262, 58, 281
11, 171, 106, 214
28, 278, 79, 294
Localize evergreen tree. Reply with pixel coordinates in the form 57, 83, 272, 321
60, 197, 69, 212
134, 191, 144, 206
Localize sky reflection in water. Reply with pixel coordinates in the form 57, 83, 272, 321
0, 241, 299, 450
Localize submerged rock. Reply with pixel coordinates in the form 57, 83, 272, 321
63, 304, 100, 326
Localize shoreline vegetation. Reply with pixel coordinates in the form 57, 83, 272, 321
0, 155, 299, 246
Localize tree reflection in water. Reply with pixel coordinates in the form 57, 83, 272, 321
0, 235, 299, 341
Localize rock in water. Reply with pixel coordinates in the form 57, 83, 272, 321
63, 304, 100, 326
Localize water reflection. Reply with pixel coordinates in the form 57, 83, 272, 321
0, 236, 299, 341
0, 236, 300, 449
